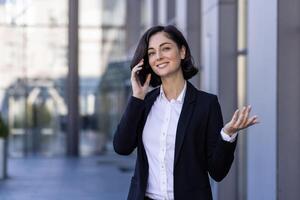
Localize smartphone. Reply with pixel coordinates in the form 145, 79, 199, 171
137, 57, 152, 86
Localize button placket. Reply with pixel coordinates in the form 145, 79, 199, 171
159, 101, 171, 199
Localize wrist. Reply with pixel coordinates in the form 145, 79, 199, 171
133, 93, 145, 100
223, 127, 235, 136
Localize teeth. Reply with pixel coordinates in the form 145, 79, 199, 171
157, 63, 167, 68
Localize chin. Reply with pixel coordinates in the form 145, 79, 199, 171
154, 71, 170, 78
157, 68, 181, 79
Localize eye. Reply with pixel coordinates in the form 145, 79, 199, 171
148, 52, 155, 57
162, 46, 171, 51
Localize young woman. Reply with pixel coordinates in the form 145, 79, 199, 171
113, 25, 258, 200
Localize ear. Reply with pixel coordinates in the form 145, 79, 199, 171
180, 46, 186, 59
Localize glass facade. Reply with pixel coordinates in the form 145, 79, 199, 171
0, 0, 68, 157
0, 0, 133, 157
78, 0, 129, 155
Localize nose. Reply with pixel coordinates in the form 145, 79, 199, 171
156, 50, 162, 60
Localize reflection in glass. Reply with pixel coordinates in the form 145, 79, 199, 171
0, 0, 68, 157
78, 0, 130, 156
0, 0, 145, 157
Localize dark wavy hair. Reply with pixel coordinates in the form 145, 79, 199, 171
130, 25, 198, 87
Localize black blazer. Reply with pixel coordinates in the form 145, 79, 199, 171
113, 81, 237, 200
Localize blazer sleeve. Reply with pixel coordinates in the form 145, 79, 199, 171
206, 96, 237, 182
113, 96, 145, 155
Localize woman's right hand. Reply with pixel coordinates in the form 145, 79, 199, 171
131, 59, 151, 100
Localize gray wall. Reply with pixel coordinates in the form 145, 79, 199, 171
166, 0, 175, 23
277, 0, 300, 198
187, 0, 201, 88
152, 0, 159, 25
247, 0, 277, 199
217, 1, 238, 200
125, 0, 141, 50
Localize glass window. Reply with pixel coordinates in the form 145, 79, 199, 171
0, 0, 68, 157
79, 0, 128, 156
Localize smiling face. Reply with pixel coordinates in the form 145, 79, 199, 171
147, 32, 186, 80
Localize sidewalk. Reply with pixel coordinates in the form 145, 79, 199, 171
0, 151, 136, 200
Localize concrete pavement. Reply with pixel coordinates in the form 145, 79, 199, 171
0, 151, 136, 200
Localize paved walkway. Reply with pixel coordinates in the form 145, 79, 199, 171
0, 151, 136, 200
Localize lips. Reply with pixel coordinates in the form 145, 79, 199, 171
157, 62, 168, 68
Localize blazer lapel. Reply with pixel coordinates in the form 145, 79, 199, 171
174, 82, 197, 167
144, 88, 160, 119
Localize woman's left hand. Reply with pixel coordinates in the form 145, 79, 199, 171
223, 105, 259, 136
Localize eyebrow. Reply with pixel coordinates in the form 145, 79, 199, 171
148, 42, 172, 51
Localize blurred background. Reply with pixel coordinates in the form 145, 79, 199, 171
0, 0, 299, 200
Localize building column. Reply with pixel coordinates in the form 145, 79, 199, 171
175, 0, 187, 36
152, 0, 159, 26
125, 0, 142, 50
166, 0, 175, 24
67, 0, 79, 156
277, 0, 300, 198
247, 0, 277, 199
217, 1, 238, 200
201, 0, 238, 199
158, 0, 167, 25
186, 0, 201, 88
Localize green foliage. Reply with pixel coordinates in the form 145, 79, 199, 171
0, 116, 9, 138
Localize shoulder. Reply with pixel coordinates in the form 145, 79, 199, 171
197, 90, 217, 101
187, 81, 218, 103
188, 85, 222, 117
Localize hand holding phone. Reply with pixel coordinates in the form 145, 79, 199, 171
131, 59, 151, 100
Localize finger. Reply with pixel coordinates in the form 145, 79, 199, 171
137, 59, 144, 66
251, 116, 260, 125
132, 60, 144, 71
253, 118, 260, 124
143, 73, 151, 88
231, 109, 239, 124
131, 68, 142, 83
132, 61, 143, 72
245, 115, 259, 127
241, 105, 251, 127
234, 106, 246, 128
131, 68, 143, 87
226, 109, 239, 133
239, 106, 248, 126
131, 66, 142, 75
131, 64, 143, 79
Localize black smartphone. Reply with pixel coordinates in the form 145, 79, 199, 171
137, 57, 152, 86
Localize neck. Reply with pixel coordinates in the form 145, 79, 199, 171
161, 73, 186, 101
